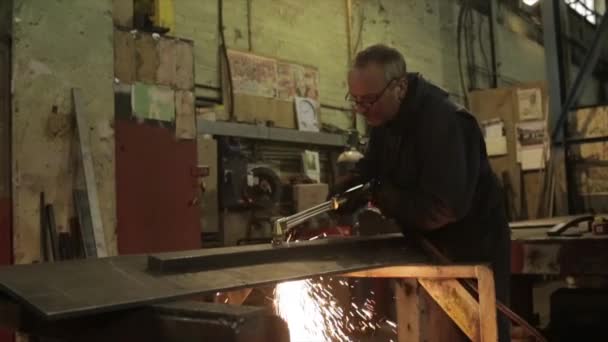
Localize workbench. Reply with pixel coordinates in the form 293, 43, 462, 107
510, 215, 608, 275
0, 234, 500, 342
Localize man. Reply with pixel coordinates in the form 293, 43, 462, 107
338, 44, 511, 341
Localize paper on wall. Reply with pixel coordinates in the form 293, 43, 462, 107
295, 97, 320, 132
517, 87, 543, 121
516, 120, 548, 170
301, 150, 320, 182
481, 119, 507, 157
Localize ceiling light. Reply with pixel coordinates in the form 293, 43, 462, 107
523, 0, 540, 6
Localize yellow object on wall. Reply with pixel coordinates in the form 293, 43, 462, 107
155, 0, 175, 34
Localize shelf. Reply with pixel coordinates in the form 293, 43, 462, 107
197, 119, 347, 147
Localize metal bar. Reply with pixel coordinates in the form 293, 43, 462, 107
148, 233, 407, 274
542, 0, 568, 134
488, 0, 499, 88
45, 204, 59, 261
73, 88, 107, 257
197, 119, 347, 147
74, 189, 98, 258
566, 134, 608, 144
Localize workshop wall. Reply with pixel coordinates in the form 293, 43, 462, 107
0, 3, 12, 341
175, 0, 353, 130
174, 0, 567, 130
11, 1, 117, 263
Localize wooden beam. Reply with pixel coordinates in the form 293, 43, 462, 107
346, 264, 499, 342
345, 265, 478, 279
475, 266, 498, 342
419, 279, 480, 342
394, 279, 424, 342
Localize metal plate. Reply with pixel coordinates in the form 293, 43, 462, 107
0, 234, 427, 320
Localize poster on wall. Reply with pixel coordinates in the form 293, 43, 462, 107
517, 87, 543, 121
277, 62, 320, 102
516, 120, 548, 170
227, 50, 278, 98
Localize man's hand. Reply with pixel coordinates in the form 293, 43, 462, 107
328, 174, 370, 214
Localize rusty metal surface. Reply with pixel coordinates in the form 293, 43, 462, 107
0, 234, 427, 320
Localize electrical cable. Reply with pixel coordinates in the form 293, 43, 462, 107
218, 0, 235, 120
457, 1, 469, 107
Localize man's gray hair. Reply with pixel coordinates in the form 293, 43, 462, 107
353, 44, 407, 81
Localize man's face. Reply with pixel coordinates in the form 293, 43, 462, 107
347, 63, 406, 127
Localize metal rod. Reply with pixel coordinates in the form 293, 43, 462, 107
285, 205, 335, 229
566, 135, 608, 144
285, 200, 334, 221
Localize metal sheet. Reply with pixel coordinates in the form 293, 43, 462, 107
0, 234, 426, 320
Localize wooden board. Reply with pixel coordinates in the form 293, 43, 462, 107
522, 171, 543, 219
419, 279, 478, 342
135, 33, 159, 84
233, 95, 295, 129
156, 38, 177, 87
175, 90, 195, 139
175, 39, 194, 90
394, 279, 425, 341
114, 29, 193, 90
469, 82, 548, 220
114, 29, 136, 84
112, 0, 133, 28
469, 88, 522, 219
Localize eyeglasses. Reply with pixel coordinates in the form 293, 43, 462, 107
345, 78, 399, 111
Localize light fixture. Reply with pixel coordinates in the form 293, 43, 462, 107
522, 0, 540, 6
